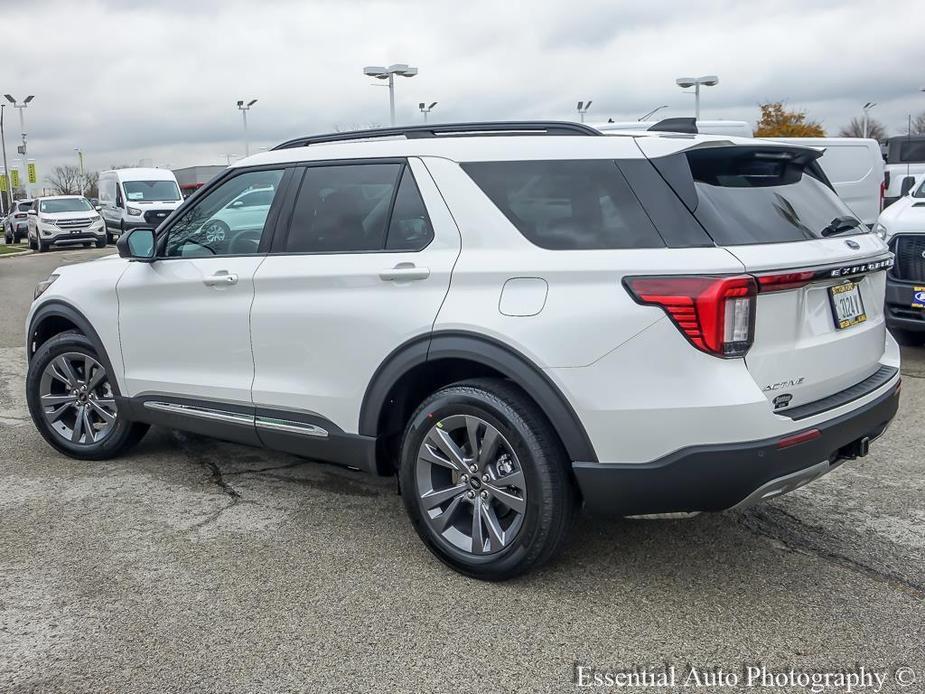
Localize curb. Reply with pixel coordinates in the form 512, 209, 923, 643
0, 247, 33, 258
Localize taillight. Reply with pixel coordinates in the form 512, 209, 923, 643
624, 275, 757, 358
756, 271, 815, 292
879, 179, 885, 211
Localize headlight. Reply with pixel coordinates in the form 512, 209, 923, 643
34, 274, 59, 300
127, 207, 142, 216
874, 223, 888, 240
39, 217, 57, 225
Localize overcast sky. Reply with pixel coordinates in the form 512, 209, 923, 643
3, 0, 924, 177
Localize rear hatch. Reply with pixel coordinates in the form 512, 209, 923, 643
642, 141, 893, 411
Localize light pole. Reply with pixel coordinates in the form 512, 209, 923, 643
862, 102, 877, 138
236, 99, 257, 157
576, 100, 592, 123
363, 64, 418, 126
74, 148, 85, 196
4, 94, 34, 197
675, 76, 718, 120
0, 105, 9, 215
639, 105, 669, 121
419, 101, 437, 122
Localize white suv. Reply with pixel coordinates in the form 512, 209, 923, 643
27, 195, 107, 251
25, 122, 901, 579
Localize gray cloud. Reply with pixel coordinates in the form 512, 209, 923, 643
3, 0, 924, 179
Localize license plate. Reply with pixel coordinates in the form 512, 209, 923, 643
829, 281, 867, 329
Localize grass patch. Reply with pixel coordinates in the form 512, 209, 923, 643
0, 244, 28, 255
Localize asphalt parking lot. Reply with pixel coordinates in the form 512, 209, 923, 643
1, 246, 923, 693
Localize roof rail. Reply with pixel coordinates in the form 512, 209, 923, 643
272, 121, 601, 150
648, 117, 698, 135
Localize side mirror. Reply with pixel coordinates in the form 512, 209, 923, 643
94, 205, 102, 212
116, 227, 156, 261
27, 209, 37, 216
900, 177, 916, 197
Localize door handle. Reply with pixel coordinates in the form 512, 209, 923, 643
204, 271, 238, 287
379, 263, 430, 282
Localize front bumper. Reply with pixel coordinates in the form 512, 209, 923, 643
886, 278, 925, 333
43, 228, 106, 245
572, 381, 900, 516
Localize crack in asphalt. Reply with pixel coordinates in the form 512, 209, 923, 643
223, 461, 306, 477
171, 432, 245, 530
737, 505, 925, 598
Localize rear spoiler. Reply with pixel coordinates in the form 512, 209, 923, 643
648, 118, 698, 135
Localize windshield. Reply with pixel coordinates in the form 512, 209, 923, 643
687, 148, 859, 245
40, 198, 93, 214
914, 179, 925, 198
123, 180, 181, 202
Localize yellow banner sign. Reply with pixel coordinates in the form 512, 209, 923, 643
10, 169, 20, 187
0, 174, 7, 192
26, 162, 37, 184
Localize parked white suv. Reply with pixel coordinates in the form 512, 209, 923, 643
25, 122, 901, 579
26, 195, 107, 251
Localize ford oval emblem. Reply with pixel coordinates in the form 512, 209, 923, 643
845, 239, 861, 250
915, 291, 925, 303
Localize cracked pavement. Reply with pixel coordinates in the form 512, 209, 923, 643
1, 248, 923, 693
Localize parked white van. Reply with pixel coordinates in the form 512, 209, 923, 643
594, 120, 753, 138
770, 138, 884, 227
98, 168, 184, 242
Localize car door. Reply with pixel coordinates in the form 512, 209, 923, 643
117, 167, 289, 425
249, 158, 461, 461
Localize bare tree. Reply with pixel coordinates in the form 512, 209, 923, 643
838, 116, 886, 141
46, 165, 81, 195
45, 165, 99, 197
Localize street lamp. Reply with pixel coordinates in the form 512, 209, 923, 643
363, 64, 418, 126
4, 94, 34, 196
576, 100, 592, 123
419, 101, 437, 122
236, 98, 257, 157
862, 102, 877, 138
675, 76, 718, 120
74, 148, 85, 196
639, 105, 669, 121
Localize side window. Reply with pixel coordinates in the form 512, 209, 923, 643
385, 167, 434, 250
461, 160, 664, 250
164, 169, 284, 258
285, 163, 401, 253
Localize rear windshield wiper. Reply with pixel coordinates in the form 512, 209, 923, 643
820, 216, 863, 237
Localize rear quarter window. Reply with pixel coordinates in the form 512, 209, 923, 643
461, 160, 664, 250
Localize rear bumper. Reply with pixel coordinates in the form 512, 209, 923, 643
886, 277, 925, 332
572, 381, 900, 516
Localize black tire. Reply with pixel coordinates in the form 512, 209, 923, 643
28, 234, 36, 250
36, 236, 47, 252
95, 238, 107, 248
26, 331, 149, 460
399, 378, 575, 580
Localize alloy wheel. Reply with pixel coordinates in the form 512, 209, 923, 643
415, 415, 527, 555
39, 352, 118, 445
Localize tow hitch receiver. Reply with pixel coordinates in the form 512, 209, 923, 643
840, 436, 871, 460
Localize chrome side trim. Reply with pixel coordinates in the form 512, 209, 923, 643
255, 416, 328, 438
142, 401, 254, 426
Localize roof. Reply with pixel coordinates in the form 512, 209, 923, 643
100, 167, 177, 179
231, 121, 817, 168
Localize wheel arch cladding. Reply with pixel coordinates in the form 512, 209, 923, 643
359, 331, 598, 464
28, 300, 123, 396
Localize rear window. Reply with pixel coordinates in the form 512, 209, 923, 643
687, 148, 858, 246
461, 160, 663, 250
886, 138, 925, 164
